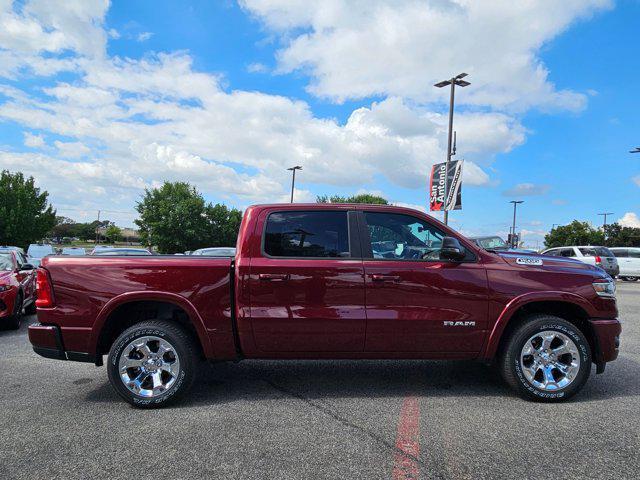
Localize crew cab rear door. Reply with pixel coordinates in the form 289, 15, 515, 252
248, 208, 366, 352
359, 209, 489, 353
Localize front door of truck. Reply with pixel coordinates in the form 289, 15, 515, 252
359, 210, 489, 353
248, 208, 366, 352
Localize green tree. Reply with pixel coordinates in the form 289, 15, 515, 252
105, 225, 122, 243
316, 193, 389, 204
49, 216, 76, 239
135, 181, 243, 253
0, 170, 56, 247
603, 223, 640, 247
544, 220, 604, 248
206, 203, 243, 247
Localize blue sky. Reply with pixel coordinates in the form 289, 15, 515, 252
0, 0, 638, 247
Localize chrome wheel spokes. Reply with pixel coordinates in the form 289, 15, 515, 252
118, 336, 181, 398
520, 330, 580, 391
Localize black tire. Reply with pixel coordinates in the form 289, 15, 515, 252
107, 320, 198, 408
7, 293, 23, 330
500, 314, 591, 402
24, 300, 37, 315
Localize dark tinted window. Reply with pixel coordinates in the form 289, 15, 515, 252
264, 211, 350, 258
364, 212, 447, 261
579, 247, 596, 257
560, 248, 575, 257
628, 249, 640, 259
595, 247, 614, 257
611, 249, 628, 258
543, 249, 558, 256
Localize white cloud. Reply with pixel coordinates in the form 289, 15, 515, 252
241, 0, 610, 110
247, 62, 269, 73
54, 140, 91, 158
23, 131, 45, 148
503, 183, 550, 197
619, 212, 640, 229
137, 31, 153, 42
633, 175, 640, 187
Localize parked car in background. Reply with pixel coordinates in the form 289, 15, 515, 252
0, 250, 36, 329
191, 247, 236, 257
91, 248, 152, 256
609, 247, 640, 281
0, 245, 26, 255
469, 236, 537, 254
26, 244, 55, 268
541, 246, 619, 277
61, 247, 87, 256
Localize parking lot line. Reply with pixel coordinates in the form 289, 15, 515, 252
392, 396, 420, 480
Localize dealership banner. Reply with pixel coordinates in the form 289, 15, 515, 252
429, 160, 463, 211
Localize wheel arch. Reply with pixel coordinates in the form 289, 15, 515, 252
482, 292, 598, 361
91, 292, 214, 361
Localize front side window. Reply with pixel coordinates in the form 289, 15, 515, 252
364, 212, 447, 261
264, 211, 350, 258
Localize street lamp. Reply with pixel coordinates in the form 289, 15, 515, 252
287, 166, 302, 203
434, 73, 470, 225
598, 212, 614, 244
509, 200, 523, 248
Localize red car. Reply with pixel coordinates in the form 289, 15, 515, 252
0, 250, 37, 329
29, 204, 621, 407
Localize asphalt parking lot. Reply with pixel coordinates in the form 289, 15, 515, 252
1, 283, 639, 480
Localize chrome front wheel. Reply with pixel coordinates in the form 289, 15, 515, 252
519, 330, 581, 391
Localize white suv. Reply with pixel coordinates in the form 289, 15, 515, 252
541, 245, 619, 277
609, 247, 640, 281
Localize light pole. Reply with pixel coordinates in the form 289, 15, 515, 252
434, 73, 470, 225
287, 166, 302, 203
598, 212, 613, 244
509, 200, 523, 248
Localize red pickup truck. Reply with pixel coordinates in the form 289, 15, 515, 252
29, 204, 621, 407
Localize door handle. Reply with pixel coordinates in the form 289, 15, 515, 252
259, 273, 290, 281
371, 274, 401, 283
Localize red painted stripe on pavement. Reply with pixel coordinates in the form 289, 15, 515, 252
392, 396, 420, 480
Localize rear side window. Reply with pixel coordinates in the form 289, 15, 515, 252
543, 249, 558, 256
578, 247, 596, 257
264, 211, 350, 258
560, 248, 575, 257
595, 247, 614, 257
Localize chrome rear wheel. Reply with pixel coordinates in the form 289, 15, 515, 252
118, 336, 181, 398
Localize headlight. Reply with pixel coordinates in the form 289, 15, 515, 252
0, 285, 11, 292
593, 279, 616, 298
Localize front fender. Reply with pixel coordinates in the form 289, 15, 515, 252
89, 291, 214, 358
481, 291, 597, 360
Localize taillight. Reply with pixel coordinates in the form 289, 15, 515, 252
595, 256, 602, 264
35, 268, 55, 308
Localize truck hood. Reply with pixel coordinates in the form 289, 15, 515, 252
496, 251, 606, 276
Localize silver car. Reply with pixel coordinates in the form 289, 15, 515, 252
541, 245, 619, 277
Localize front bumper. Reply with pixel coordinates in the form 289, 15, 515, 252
0, 288, 16, 318
28, 323, 101, 364
589, 318, 621, 372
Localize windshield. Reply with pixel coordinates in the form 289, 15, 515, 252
27, 245, 55, 258
193, 248, 236, 256
0, 253, 13, 271
475, 236, 508, 249
93, 249, 152, 256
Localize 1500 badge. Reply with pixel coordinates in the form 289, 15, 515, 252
516, 257, 543, 266
444, 321, 476, 327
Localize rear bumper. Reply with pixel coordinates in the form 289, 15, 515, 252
589, 318, 621, 371
28, 323, 101, 365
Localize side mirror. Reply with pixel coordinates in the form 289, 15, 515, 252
440, 237, 466, 261
20, 263, 35, 271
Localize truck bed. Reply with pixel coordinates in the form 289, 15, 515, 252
37, 255, 237, 360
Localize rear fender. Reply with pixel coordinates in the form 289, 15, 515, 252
481, 291, 597, 360
89, 291, 214, 358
